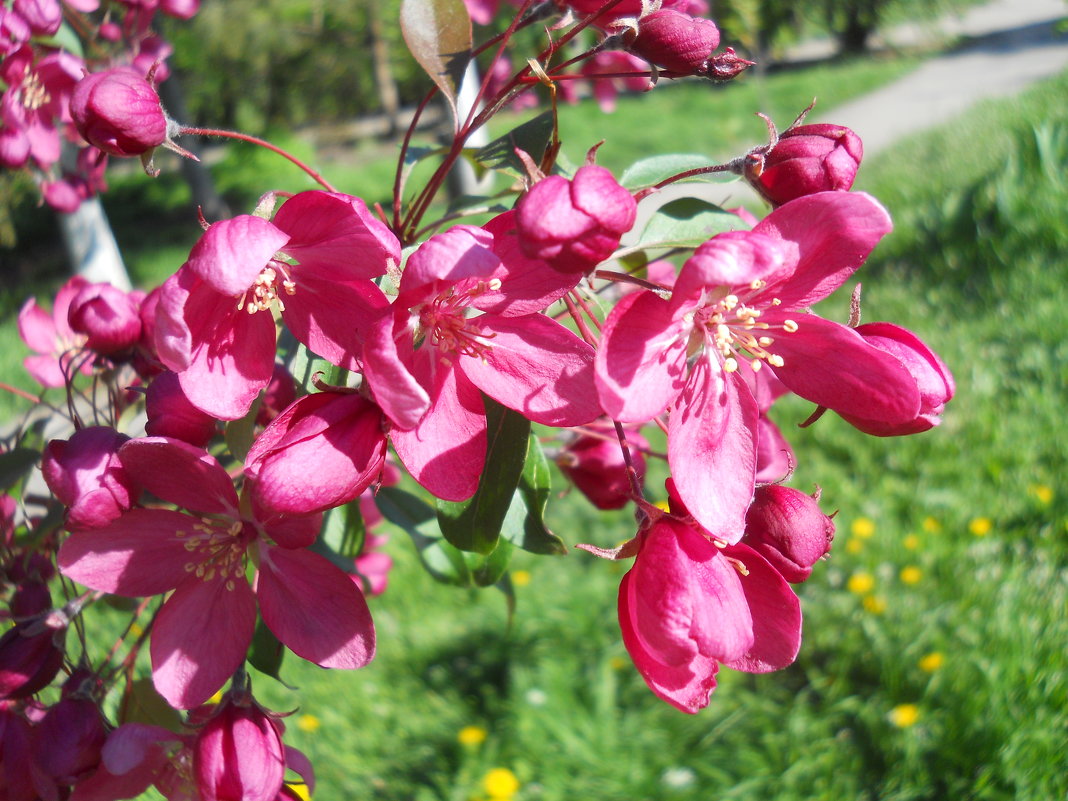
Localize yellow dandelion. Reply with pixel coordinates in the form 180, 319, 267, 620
921, 516, 941, 534
1029, 485, 1053, 505
969, 517, 993, 537
918, 652, 944, 673
899, 566, 922, 585
458, 725, 488, 746
862, 595, 887, 614
609, 656, 629, 671
511, 569, 531, 587
845, 537, 864, 555
483, 768, 520, 799
286, 783, 312, 801
888, 703, 920, 728
902, 534, 920, 550
296, 714, 321, 734
851, 517, 876, 539
847, 571, 875, 595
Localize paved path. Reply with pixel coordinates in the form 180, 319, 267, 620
633, 0, 1068, 218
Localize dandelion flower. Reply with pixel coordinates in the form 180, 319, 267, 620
845, 537, 864, 555
483, 767, 520, 799
511, 569, 531, 587
903, 534, 920, 550
297, 714, 321, 733
919, 652, 944, 672
922, 516, 941, 534
458, 725, 488, 746
889, 703, 920, 728
1029, 485, 1053, 505
847, 571, 875, 594
863, 595, 886, 614
851, 517, 876, 539
900, 566, 922, 585
969, 517, 993, 537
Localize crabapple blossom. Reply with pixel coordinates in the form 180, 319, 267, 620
41, 427, 135, 530
193, 696, 286, 801
70, 68, 170, 158
628, 8, 720, 75
558, 422, 648, 510
18, 276, 92, 388
67, 282, 143, 356
743, 485, 835, 582
755, 123, 863, 206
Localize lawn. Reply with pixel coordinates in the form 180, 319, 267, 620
3, 55, 1066, 801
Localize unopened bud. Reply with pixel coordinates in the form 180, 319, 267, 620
629, 9, 720, 75
70, 68, 169, 158
68, 282, 143, 356
757, 123, 863, 206
743, 485, 834, 582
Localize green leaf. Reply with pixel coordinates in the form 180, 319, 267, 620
620, 154, 730, 190
628, 197, 749, 255
468, 538, 514, 587
502, 435, 567, 555
287, 341, 339, 392
473, 111, 555, 177
400, 0, 472, 128
319, 500, 366, 561
376, 487, 472, 587
224, 394, 262, 464
118, 678, 184, 731
248, 618, 287, 683
0, 448, 39, 492
437, 397, 530, 554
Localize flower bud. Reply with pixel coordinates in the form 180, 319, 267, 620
41, 426, 135, 530
629, 9, 719, 75
12, 0, 62, 36
743, 485, 834, 583
840, 323, 955, 436
145, 371, 218, 447
558, 424, 646, 510
0, 704, 35, 801
0, 617, 66, 700
757, 123, 863, 206
194, 699, 286, 801
70, 68, 168, 158
68, 282, 142, 356
515, 165, 636, 273
30, 691, 107, 791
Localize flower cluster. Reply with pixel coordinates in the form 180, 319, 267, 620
1, 0, 955, 794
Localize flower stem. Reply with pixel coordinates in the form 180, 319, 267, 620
178, 127, 337, 193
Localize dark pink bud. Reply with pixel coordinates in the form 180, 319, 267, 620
0, 616, 66, 700
515, 165, 636, 273
194, 699, 285, 801
12, 0, 61, 36
558, 424, 646, 510
757, 123, 863, 206
145, 371, 218, 447
70, 68, 168, 158
30, 694, 106, 791
629, 9, 719, 75
0, 706, 35, 801
840, 323, 955, 436
41, 426, 135, 529
68, 282, 143, 356
743, 485, 834, 583
9, 581, 51, 618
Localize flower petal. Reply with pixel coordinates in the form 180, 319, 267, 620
119, 437, 240, 515
150, 575, 257, 709
257, 545, 375, 669
281, 277, 389, 372
668, 365, 757, 544
186, 216, 290, 297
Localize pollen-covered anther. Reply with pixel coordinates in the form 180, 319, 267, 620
768, 354, 785, 368
726, 556, 750, 577
783, 319, 799, 333
21, 73, 50, 110
749, 279, 766, 290
239, 262, 296, 314
758, 336, 773, 347
750, 358, 763, 371
724, 357, 739, 372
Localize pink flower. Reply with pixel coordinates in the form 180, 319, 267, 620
67, 282, 143, 356
0, 613, 66, 700
67, 722, 190, 801
156, 191, 399, 419
756, 123, 864, 207
515, 166, 636, 273
18, 276, 92, 388
41, 426, 136, 530
0, 45, 83, 170
58, 437, 376, 709
596, 192, 920, 540
144, 370, 219, 447
558, 422, 647, 510
363, 224, 602, 500
618, 510, 801, 713
29, 685, 107, 796
70, 68, 169, 158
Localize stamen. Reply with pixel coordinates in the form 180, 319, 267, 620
783, 319, 798, 333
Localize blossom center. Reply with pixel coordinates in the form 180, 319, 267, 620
237, 260, 296, 315
686, 282, 796, 373
20, 71, 50, 111
178, 519, 253, 590
417, 279, 500, 358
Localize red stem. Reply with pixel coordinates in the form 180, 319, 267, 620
178, 127, 337, 192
